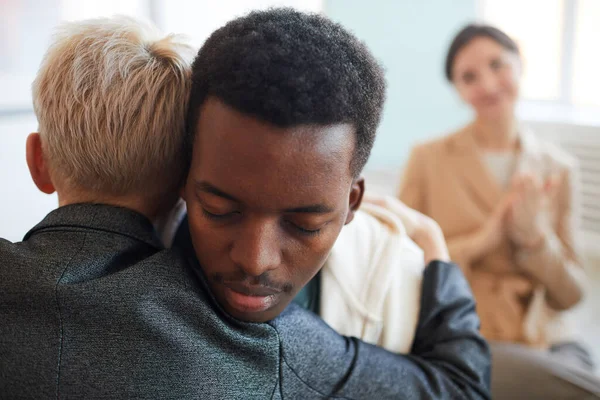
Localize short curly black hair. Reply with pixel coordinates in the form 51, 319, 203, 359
185, 8, 386, 177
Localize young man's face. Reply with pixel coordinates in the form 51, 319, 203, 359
183, 97, 363, 322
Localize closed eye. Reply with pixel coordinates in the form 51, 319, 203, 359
490, 59, 503, 70
286, 220, 325, 237
462, 71, 476, 84
202, 208, 239, 221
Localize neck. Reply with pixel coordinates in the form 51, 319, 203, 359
56, 190, 167, 222
473, 116, 519, 151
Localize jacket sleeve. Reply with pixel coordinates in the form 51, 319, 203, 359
515, 165, 585, 310
270, 261, 491, 399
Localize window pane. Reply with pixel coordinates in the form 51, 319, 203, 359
60, 0, 150, 21
0, 0, 62, 110
0, 0, 153, 111
482, 0, 564, 101
158, 0, 323, 48
572, 0, 600, 107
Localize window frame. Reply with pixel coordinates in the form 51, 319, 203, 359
478, 0, 600, 126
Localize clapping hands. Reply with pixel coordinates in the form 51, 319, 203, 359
506, 172, 558, 249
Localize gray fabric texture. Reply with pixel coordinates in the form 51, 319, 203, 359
0, 204, 281, 399
269, 261, 492, 399
2, 204, 491, 399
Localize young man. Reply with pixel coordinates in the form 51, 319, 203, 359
175, 7, 491, 398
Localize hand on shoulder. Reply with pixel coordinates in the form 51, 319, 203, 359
362, 194, 450, 264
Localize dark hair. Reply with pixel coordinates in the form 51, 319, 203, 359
445, 24, 520, 82
185, 8, 386, 177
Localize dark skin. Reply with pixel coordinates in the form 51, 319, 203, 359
182, 97, 364, 322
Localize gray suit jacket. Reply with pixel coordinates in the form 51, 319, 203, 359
1, 204, 490, 399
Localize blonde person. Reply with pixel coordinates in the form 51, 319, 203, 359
0, 17, 270, 398
399, 24, 600, 399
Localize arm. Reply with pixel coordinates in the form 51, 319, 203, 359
398, 145, 509, 276
447, 231, 491, 273
397, 146, 426, 213
515, 169, 584, 310
398, 147, 481, 269
446, 191, 515, 276
397, 144, 481, 270
271, 261, 491, 399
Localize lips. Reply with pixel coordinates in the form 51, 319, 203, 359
222, 281, 281, 296
221, 282, 281, 314
482, 95, 502, 106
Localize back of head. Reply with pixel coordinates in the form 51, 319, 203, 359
186, 8, 386, 177
33, 16, 193, 207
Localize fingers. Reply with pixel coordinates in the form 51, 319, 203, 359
511, 172, 546, 216
497, 192, 517, 219
512, 172, 540, 191
544, 174, 560, 199
362, 193, 388, 208
362, 193, 419, 235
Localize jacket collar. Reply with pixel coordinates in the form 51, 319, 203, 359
24, 203, 164, 249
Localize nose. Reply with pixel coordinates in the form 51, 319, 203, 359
479, 70, 499, 95
229, 218, 282, 277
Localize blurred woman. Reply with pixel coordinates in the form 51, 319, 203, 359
399, 24, 600, 399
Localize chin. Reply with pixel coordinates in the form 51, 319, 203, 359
480, 104, 514, 121
223, 300, 285, 323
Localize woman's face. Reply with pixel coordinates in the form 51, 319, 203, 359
452, 36, 521, 121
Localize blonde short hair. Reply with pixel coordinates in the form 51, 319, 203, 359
32, 16, 193, 201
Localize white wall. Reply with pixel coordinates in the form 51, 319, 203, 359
324, 0, 477, 169
0, 114, 57, 242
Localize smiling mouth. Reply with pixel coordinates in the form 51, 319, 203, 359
483, 96, 502, 106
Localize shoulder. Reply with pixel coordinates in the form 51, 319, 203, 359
330, 206, 424, 279
522, 132, 578, 184
409, 124, 472, 160
0, 237, 44, 277
0, 237, 15, 254
0, 239, 21, 282
344, 206, 422, 254
534, 135, 578, 173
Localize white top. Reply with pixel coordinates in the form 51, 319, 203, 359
481, 151, 519, 190
154, 198, 187, 247
320, 203, 424, 353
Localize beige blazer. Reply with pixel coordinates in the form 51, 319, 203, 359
399, 123, 584, 348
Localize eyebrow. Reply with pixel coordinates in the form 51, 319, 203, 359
195, 181, 239, 202
195, 181, 334, 214
284, 204, 334, 214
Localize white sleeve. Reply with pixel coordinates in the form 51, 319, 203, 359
153, 199, 188, 248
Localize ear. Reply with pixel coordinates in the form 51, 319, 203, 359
344, 177, 365, 225
26, 133, 56, 195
